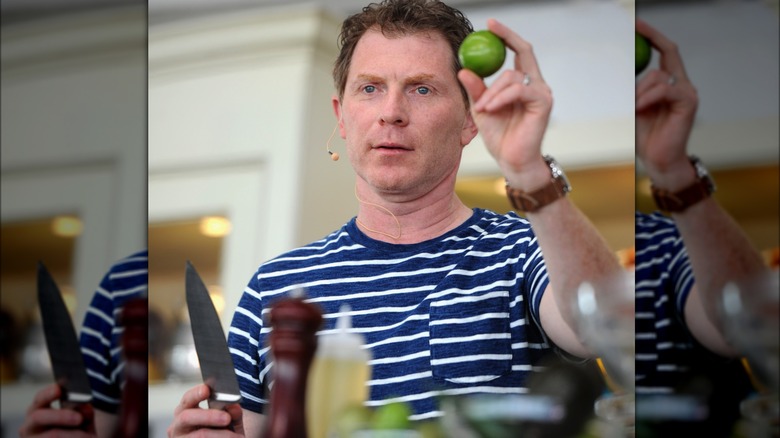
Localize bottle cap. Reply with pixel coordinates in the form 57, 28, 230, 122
317, 304, 370, 361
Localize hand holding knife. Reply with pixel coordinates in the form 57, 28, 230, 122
36, 262, 95, 431
185, 262, 242, 428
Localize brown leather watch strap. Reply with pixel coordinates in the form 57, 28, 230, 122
651, 178, 712, 213
651, 155, 715, 213
507, 177, 568, 213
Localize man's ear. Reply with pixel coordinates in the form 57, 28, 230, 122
461, 110, 479, 147
332, 96, 345, 138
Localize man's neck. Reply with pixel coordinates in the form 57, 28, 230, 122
354, 179, 473, 244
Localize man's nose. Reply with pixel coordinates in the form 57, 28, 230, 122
379, 89, 409, 126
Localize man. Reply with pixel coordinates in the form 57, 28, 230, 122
19, 249, 148, 438
634, 19, 772, 435
169, 0, 623, 435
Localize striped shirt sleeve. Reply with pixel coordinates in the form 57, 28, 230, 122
79, 249, 148, 413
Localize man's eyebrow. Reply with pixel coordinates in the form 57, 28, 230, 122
405, 74, 438, 84
351, 73, 440, 84
353, 74, 383, 83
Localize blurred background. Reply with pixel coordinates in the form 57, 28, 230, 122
1, 0, 146, 435
1, 0, 777, 436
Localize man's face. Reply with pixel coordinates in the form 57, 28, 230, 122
334, 28, 477, 199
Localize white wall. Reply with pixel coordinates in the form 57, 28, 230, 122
148, 5, 355, 329
1, 4, 147, 334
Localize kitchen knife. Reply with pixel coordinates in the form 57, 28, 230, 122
37, 262, 92, 408
185, 261, 242, 410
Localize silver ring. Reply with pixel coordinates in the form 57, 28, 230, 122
522, 73, 531, 86
667, 74, 676, 86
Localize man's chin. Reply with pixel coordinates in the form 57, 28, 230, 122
362, 171, 412, 192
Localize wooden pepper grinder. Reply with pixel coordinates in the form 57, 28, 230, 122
264, 291, 323, 438
116, 296, 148, 438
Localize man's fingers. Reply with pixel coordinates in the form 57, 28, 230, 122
223, 403, 243, 421
169, 408, 235, 437
465, 19, 550, 116
636, 69, 697, 113
27, 384, 61, 414
169, 385, 243, 437
636, 69, 665, 96
636, 82, 672, 113
636, 69, 674, 110
457, 68, 486, 108
635, 18, 689, 81
179, 408, 234, 427
471, 69, 550, 113
486, 19, 543, 80
223, 403, 245, 434
175, 384, 210, 416
19, 408, 84, 437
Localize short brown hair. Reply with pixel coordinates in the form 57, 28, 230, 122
333, 0, 473, 105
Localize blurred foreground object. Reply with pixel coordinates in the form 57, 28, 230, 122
117, 296, 148, 437
264, 291, 322, 438
307, 304, 371, 438
576, 271, 635, 437
721, 270, 779, 437
439, 357, 603, 438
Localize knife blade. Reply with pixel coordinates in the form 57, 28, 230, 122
185, 261, 242, 410
37, 262, 92, 408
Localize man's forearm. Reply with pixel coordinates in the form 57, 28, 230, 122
648, 159, 768, 352
671, 198, 767, 336
526, 196, 624, 355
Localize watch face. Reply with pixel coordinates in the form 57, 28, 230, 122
544, 156, 571, 192
693, 161, 708, 178
690, 156, 716, 192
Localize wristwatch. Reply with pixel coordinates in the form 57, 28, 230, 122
506, 155, 571, 213
651, 155, 716, 213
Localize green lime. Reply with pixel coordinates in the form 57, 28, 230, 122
636, 32, 652, 75
459, 30, 507, 78
372, 401, 412, 430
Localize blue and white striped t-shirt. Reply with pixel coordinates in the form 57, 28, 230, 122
635, 212, 700, 394
79, 249, 148, 413
228, 209, 554, 421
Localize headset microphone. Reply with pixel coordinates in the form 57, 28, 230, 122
326, 123, 340, 161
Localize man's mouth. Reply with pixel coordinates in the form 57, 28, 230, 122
373, 142, 411, 151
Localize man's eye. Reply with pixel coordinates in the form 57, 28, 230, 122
416, 86, 430, 95
363, 85, 376, 93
